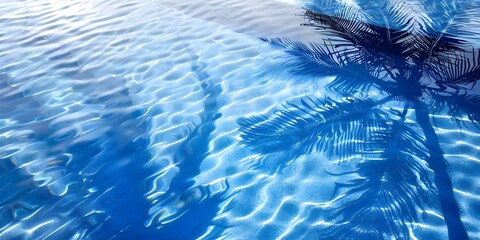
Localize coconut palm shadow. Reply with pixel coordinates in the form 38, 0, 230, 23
77, 95, 157, 239
0, 74, 61, 234
0, 71, 162, 239
145, 54, 233, 239
238, 1, 480, 239
0, 74, 52, 137
0, 51, 233, 238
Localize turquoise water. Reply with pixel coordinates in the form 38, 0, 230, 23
0, 0, 479, 239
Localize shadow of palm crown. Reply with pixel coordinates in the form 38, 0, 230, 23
238, 0, 480, 239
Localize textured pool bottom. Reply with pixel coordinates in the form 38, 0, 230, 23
0, 0, 479, 239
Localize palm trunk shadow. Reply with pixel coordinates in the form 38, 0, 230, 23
147, 54, 232, 239
237, 0, 480, 238
415, 101, 469, 240
0, 72, 158, 238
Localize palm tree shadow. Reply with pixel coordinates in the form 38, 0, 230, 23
0, 72, 154, 239
0, 50, 234, 239
0, 73, 52, 137
0, 73, 111, 238
0, 73, 61, 235
78, 96, 157, 239
238, 1, 480, 239
145, 54, 234, 240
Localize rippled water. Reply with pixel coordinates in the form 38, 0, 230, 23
0, 0, 479, 239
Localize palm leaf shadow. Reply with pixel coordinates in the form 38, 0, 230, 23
238, 96, 386, 172
238, 0, 480, 239
0, 71, 164, 239
0, 73, 64, 236
0, 72, 145, 238
146, 54, 233, 240
0, 52, 234, 238
322, 120, 435, 239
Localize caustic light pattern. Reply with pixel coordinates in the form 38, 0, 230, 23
0, 0, 479, 239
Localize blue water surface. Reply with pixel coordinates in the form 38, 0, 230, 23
0, 0, 479, 239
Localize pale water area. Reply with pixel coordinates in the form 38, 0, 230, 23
0, 0, 479, 239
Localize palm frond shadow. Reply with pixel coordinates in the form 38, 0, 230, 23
238, 0, 480, 239
146, 54, 233, 240
0, 72, 158, 239
321, 121, 436, 239
238, 96, 386, 172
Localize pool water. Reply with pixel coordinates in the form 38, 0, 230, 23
0, 0, 479, 239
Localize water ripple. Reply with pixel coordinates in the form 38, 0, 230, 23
1, 0, 479, 239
